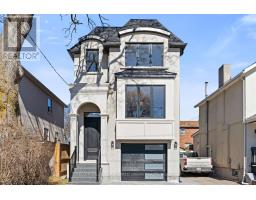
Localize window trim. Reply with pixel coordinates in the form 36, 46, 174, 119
125, 85, 166, 119
85, 49, 99, 72
125, 43, 164, 67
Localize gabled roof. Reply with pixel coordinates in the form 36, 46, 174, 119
68, 19, 186, 59
194, 62, 256, 108
246, 114, 256, 124
21, 66, 67, 108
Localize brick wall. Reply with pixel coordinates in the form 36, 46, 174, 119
180, 121, 199, 150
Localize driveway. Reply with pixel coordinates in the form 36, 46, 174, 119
180, 174, 239, 185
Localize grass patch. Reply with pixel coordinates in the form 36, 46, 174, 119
48, 176, 68, 185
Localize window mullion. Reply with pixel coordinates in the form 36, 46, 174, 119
150, 86, 153, 118
137, 86, 140, 118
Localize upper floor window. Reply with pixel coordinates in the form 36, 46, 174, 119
48, 98, 53, 113
126, 85, 165, 118
125, 43, 163, 67
86, 49, 99, 72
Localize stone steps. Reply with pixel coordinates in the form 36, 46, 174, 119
69, 163, 99, 185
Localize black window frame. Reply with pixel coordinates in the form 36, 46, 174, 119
85, 49, 99, 72
47, 98, 53, 113
125, 43, 164, 67
125, 85, 166, 119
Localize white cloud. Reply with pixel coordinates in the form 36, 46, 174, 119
240, 14, 256, 25
208, 15, 256, 56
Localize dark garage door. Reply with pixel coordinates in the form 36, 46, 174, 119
121, 144, 167, 181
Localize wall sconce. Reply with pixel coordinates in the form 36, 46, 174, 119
111, 141, 114, 149
174, 141, 178, 150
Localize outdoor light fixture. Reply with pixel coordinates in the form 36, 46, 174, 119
111, 141, 114, 149
174, 141, 178, 150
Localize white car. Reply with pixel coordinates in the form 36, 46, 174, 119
180, 151, 213, 174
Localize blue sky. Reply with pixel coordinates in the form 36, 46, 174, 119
2, 14, 256, 120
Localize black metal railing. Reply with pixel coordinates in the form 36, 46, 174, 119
69, 146, 77, 182
96, 146, 102, 182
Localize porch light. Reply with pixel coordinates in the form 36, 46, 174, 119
174, 141, 178, 150
111, 141, 114, 149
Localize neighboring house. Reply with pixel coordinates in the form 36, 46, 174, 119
19, 66, 67, 143
179, 121, 199, 150
68, 19, 186, 183
195, 63, 256, 182
192, 130, 200, 153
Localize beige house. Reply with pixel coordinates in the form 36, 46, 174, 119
19, 67, 67, 143
195, 63, 256, 183
68, 19, 186, 184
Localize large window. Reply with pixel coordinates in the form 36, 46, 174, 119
86, 49, 99, 72
125, 43, 163, 67
126, 85, 165, 118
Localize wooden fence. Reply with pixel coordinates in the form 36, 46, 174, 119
54, 142, 70, 177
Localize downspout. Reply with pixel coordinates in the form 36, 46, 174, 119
242, 77, 248, 184
206, 100, 209, 157
205, 82, 209, 157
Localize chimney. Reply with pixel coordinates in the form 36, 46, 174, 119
218, 64, 231, 88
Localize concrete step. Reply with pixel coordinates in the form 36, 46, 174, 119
72, 171, 97, 177
76, 164, 96, 169
71, 177, 97, 182
73, 168, 96, 173
69, 181, 100, 185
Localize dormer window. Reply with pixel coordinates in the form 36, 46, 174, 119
86, 49, 99, 72
125, 43, 163, 67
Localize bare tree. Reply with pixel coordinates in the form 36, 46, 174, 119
0, 14, 33, 126
62, 14, 109, 46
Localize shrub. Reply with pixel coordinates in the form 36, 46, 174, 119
0, 125, 54, 184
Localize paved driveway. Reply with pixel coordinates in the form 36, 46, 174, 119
180, 174, 239, 185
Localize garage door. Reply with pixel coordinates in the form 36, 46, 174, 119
121, 144, 167, 181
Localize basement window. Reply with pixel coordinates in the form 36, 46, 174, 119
44, 128, 49, 141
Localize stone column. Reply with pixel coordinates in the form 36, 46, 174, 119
70, 114, 78, 156
100, 114, 109, 163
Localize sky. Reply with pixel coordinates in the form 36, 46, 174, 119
1, 14, 256, 120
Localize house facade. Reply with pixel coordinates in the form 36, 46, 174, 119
195, 63, 256, 183
19, 67, 67, 143
179, 121, 199, 150
68, 19, 186, 183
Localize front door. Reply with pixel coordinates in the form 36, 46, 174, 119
84, 113, 101, 160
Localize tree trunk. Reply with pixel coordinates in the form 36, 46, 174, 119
0, 14, 33, 126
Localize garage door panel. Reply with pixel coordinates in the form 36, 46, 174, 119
121, 144, 167, 181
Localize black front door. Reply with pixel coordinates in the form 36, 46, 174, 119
84, 113, 101, 160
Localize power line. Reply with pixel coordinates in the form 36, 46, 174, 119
26, 33, 70, 86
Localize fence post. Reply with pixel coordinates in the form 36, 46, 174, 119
54, 142, 61, 177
